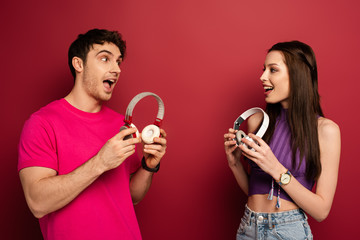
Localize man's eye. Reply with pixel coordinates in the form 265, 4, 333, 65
101, 57, 108, 62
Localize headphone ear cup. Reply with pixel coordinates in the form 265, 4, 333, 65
236, 131, 257, 151
120, 123, 139, 140
141, 124, 160, 144
235, 130, 247, 146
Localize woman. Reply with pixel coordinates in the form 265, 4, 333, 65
224, 41, 341, 239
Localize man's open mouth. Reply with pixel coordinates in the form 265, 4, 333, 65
104, 79, 115, 86
103, 79, 115, 90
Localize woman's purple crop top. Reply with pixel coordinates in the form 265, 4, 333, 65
248, 108, 315, 202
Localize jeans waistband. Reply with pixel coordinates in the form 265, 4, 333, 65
244, 204, 308, 229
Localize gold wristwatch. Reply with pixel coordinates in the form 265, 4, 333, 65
278, 170, 291, 186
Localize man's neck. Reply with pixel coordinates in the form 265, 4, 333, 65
64, 89, 102, 113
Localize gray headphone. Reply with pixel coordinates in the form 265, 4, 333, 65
233, 107, 269, 150
120, 92, 165, 144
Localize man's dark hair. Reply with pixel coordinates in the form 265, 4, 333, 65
68, 28, 126, 79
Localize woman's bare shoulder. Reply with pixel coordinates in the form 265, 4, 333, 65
318, 117, 340, 139
247, 112, 265, 133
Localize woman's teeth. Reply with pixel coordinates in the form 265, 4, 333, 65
264, 86, 273, 92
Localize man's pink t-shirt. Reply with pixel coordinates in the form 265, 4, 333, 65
18, 99, 142, 240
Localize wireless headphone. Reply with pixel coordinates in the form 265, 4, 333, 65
120, 92, 165, 144
233, 107, 269, 150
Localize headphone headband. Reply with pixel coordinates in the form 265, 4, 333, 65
124, 92, 165, 127
233, 107, 269, 138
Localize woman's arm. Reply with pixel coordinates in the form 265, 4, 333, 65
241, 117, 341, 222
224, 112, 264, 195
224, 128, 249, 195
282, 118, 340, 221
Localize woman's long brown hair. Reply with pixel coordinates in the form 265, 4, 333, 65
262, 41, 324, 181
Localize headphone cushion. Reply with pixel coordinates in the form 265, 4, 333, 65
235, 131, 256, 151
120, 123, 139, 140
142, 124, 160, 144
235, 130, 247, 146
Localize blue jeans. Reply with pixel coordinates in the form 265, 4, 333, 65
236, 205, 313, 240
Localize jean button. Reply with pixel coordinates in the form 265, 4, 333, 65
258, 216, 264, 221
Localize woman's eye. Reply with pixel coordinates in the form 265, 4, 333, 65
270, 68, 277, 73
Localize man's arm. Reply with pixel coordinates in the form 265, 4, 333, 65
19, 127, 140, 218
129, 129, 167, 204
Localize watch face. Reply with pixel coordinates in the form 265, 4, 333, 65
281, 173, 291, 184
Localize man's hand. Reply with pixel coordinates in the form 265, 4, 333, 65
95, 127, 141, 172
142, 129, 167, 168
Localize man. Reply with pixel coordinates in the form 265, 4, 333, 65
18, 29, 167, 240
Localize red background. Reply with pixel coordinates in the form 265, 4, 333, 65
1, 0, 359, 239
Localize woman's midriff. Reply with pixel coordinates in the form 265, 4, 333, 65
247, 194, 299, 212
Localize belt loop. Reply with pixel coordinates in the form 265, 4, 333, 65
245, 205, 251, 225
303, 210, 308, 220
268, 213, 273, 229
247, 208, 252, 225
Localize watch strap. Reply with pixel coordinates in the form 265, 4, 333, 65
141, 157, 160, 173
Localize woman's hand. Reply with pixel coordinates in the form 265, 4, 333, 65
239, 133, 286, 180
224, 128, 242, 167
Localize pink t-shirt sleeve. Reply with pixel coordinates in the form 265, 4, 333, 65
18, 115, 58, 171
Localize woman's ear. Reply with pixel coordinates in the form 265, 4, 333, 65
72, 57, 84, 73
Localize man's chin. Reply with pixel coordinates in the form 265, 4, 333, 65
96, 93, 112, 102
102, 95, 112, 101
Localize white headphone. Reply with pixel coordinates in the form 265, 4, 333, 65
233, 107, 269, 150
120, 92, 165, 144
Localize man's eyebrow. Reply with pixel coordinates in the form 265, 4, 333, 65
96, 50, 113, 56
96, 49, 122, 59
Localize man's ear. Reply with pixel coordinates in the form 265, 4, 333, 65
72, 57, 84, 73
